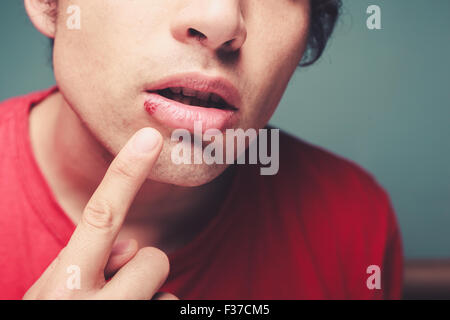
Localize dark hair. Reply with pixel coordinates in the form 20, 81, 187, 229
48, 0, 341, 67
301, 0, 342, 66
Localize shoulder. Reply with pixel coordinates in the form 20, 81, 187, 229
272, 129, 401, 257
0, 87, 57, 124
278, 129, 379, 190
274, 130, 382, 189
0, 87, 58, 162
273, 130, 403, 298
0, 94, 24, 124
277, 129, 394, 224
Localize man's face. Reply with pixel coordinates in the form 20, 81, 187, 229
52, 0, 310, 186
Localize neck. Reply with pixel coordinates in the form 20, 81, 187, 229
28, 90, 234, 253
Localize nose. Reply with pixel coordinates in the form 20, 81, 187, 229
171, 0, 247, 52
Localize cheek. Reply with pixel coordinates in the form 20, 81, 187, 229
53, 0, 171, 109
53, 8, 113, 114
53, 2, 150, 116
242, 0, 309, 126
243, 14, 309, 126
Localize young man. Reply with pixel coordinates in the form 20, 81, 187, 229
0, 0, 403, 299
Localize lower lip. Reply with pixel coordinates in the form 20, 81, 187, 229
144, 92, 238, 133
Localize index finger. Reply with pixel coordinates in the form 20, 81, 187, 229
59, 127, 163, 286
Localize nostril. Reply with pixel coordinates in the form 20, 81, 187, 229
223, 39, 235, 49
188, 28, 207, 41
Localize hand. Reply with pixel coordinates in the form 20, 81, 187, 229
23, 128, 178, 300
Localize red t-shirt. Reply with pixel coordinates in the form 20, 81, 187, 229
0, 88, 403, 299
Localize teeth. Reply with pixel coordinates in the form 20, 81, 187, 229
170, 87, 181, 94
172, 94, 184, 103
160, 88, 228, 109
181, 96, 192, 105
197, 91, 211, 101
182, 87, 197, 97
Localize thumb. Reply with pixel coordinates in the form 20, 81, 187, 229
105, 239, 139, 279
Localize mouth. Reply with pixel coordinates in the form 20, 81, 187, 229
143, 73, 241, 133
150, 87, 237, 111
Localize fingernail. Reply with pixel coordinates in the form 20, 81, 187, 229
111, 240, 131, 255
132, 128, 161, 154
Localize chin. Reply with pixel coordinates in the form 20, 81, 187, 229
146, 144, 230, 187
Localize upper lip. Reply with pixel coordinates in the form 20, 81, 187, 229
145, 72, 241, 110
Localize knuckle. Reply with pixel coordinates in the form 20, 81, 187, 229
82, 199, 115, 232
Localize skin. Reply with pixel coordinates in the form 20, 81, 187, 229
23, 0, 311, 299
24, 128, 177, 299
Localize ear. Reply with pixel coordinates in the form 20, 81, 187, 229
24, 0, 57, 38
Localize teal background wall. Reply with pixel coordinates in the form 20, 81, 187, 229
1, 0, 449, 258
